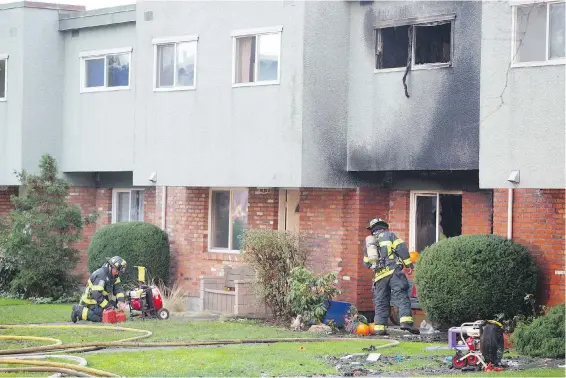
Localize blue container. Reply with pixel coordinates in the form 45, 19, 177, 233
322, 300, 352, 327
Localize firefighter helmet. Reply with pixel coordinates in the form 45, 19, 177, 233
367, 218, 389, 231
107, 256, 127, 274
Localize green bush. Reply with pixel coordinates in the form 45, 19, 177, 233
241, 229, 309, 320
511, 305, 565, 358
414, 235, 537, 328
287, 267, 341, 325
87, 222, 170, 288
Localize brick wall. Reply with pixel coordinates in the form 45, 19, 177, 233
462, 190, 493, 234
493, 189, 565, 306
248, 188, 278, 230
0, 187, 17, 216
388, 191, 410, 242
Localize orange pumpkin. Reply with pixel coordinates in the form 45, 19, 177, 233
409, 251, 420, 264
369, 323, 376, 335
356, 323, 370, 336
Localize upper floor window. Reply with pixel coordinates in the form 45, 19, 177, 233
153, 35, 198, 91
232, 26, 282, 86
513, 1, 565, 66
0, 55, 7, 101
79, 47, 132, 93
112, 189, 144, 223
375, 16, 454, 71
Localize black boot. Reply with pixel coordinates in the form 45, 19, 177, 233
71, 304, 81, 323
400, 322, 420, 335
374, 325, 387, 336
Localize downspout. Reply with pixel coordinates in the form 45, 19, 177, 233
161, 186, 167, 231
507, 188, 513, 239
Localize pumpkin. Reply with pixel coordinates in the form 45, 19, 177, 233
356, 323, 370, 336
409, 251, 420, 264
369, 323, 376, 335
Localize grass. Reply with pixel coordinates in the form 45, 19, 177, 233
0, 298, 30, 306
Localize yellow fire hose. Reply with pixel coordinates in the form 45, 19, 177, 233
0, 323, 400, 377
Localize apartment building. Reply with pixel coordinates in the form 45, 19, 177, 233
0, 0, 563, 311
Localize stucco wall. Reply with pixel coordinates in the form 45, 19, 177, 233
347, 1, 482, 171
479, 1, 565, 189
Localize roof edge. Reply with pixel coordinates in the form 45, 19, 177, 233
59, 4, 136, 20
0, 1, 85, 12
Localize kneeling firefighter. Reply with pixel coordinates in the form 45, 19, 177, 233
71, 256, 128, 323
363, 218, 420, 336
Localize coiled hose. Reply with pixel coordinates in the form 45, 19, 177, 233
0, 324, 400, 377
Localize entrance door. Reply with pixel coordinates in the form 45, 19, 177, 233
278, 189, 300, 233
410, 192, 462, 252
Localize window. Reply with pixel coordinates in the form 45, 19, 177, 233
409, 192, 462, 252
153, 35, 198, 90
375, 17, 453, 71
513, 1, 565, 65
80, 47, 132, 92
232, 26, 282, 86
209, 189, 249, 252
0, 55, 7, 101
112, 189, 144, 223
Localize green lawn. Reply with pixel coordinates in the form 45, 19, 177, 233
0, 301, 564, 377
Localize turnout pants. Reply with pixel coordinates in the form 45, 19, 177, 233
373, 267, 413, 326
76, 299, 116, 322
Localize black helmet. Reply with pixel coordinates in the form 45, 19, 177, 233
107, 256, 127, 274
367, 218, 389, 231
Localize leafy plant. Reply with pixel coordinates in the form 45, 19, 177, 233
287, 267, 341, 325
87, 222, 170, 289
494, 294, 548, 333
2, 154, 97, 298
414, 234, 537, 328
240, 229, 309, 320
344, 305, 369, 334
511, 304, 565, 358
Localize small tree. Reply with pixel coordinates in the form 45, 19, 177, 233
3, 154, 96, 298
240, 229, 309, 320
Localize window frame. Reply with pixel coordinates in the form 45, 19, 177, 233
111, 188, 145, 224
208, 188, 249, 254
231, 26, 283, 87
408, 190, 462, 252
0, 54, 8, 102
511, 0, 566, 68
79, 47, 133, 93
373, 14, 455, 74
152, 35, 199, 92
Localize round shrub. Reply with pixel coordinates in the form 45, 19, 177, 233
511, 305, 565, 358
414, 235, 537, 328
87, 222, 170, 288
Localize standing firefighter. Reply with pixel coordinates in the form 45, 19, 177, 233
71, 256, 128, 323
363, 218, 420, 336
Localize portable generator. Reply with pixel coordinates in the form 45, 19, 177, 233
451, 320, 505, 371
127, 266, 170, 320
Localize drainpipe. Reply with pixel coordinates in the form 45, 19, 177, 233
161, 186, 167, 231
507, 188, 513, 239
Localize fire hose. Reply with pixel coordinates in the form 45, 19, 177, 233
0, 324, 400, 377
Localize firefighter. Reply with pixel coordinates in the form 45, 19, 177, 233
71, 256, 128, 323
363, 218, 420, 336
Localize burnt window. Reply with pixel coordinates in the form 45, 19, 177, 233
414, 22, 451, 65
375, 18, 453, 70
376, 25, 410, 69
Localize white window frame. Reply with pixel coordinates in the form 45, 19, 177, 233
511, 0, 566, 68
208, 188, 249, 254
152, 35, 199, 92
79, 47, 133, 93
409, 190, 462, 252
231, 26, 283, 87
111, 188, 145, 224
0, 54, 8, 102
374, 14, 456, 74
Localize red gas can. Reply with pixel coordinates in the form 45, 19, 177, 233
115, 310, 127, 323
102, 309, 117, 324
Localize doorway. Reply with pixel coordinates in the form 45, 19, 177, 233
278, 189, 300, 233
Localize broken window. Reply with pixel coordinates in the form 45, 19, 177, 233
414, 22, 451, 65
376, 25, 410, 69
514, 2, 565, 63
375, 19, 452, 70
413, 193, 462, 253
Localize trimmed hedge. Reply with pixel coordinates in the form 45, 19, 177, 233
87, 222, 170, 288
414, 235, 537, 328
511, 305, 565, 358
